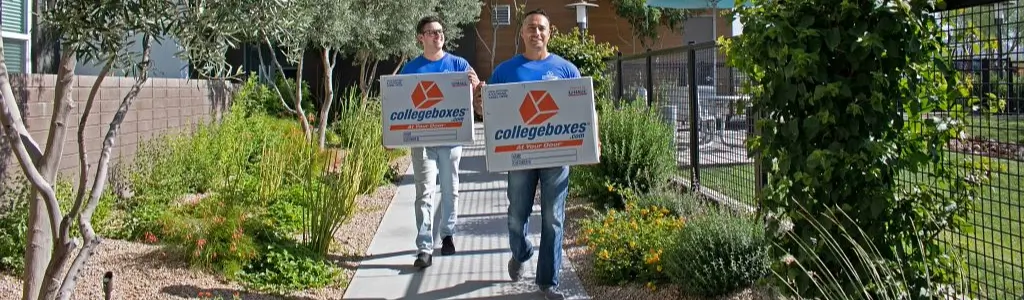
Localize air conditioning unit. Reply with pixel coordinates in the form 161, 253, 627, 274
492, 4, 512, 26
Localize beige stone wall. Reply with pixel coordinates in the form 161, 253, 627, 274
1, 74, 232, 183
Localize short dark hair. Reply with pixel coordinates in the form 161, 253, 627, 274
522, 9, 548, 21
416, 16, 443, 33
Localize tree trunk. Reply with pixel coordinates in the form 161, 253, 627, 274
23, 49, 76, 300
317, 48, 337, 149
54, 35, 153, 300
294, 56, 312, 141
257, 37, 295, 115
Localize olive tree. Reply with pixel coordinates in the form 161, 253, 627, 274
1, 0, 176, 299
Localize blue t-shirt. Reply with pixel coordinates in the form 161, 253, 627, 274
400, 52, 472, 75
489, 53, 581, 84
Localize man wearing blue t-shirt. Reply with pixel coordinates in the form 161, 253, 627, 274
485, 9, 580, 300
400, 15, 481, 269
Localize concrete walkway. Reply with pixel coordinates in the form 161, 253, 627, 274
342, 123, 590, 300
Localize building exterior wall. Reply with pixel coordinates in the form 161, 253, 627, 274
472, 0, 734, 79
76, 34, 191, 79
0, 74, 231, 183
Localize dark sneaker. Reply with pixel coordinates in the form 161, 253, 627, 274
413, 252, 432, 268
507, 257, 524, 281
539, 286, 565, 300
441, 236, 456, 256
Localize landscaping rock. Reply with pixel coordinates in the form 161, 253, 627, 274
0, 156, 412, 299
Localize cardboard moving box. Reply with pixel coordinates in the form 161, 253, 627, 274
380, 72, 475, 148
482, 77, 600, 172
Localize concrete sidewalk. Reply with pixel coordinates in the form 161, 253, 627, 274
342, 123, 590, 300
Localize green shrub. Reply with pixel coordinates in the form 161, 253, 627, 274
662, 207, 771, 297
726, 0, 983, 295
571, 99, 676, 209
237, 243, 339, 294
0, 177, 30, 275
548, 26, 617, 105
582, 187, 685, 285
157, 194, 259, 276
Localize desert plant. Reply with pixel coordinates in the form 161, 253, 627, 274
299, 139, 364, 256
582, 186, 686, 285
572, 99, 676, 209
661, 207, 771, 297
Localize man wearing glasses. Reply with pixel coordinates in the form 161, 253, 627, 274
399, 15, 481, 269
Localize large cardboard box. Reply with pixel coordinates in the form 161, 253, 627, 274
380, 72, 475, 148
482, 77, 600, 172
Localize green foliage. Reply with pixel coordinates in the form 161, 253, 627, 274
41, 0, 177, 69
725, 0, 987, 297
571, 99, 676, 209
344, 0, 481, 61
662, 207, 771, 297
158, 195, 260, 276
0, 178, 30, 275
582, 187, 686, 285
237, 244, 340, 294
547, 27, 618, 102
607, 0, 692, 48
0, 176, 120, 275
333, 90, 405, 191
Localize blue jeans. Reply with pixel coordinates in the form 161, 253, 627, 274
412, 146, 462, 254
506, 166, 569, 288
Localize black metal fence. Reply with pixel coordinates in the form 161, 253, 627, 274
936, 3, 1024, 299
607, 42, 760, 209
603, 2, 1024, 298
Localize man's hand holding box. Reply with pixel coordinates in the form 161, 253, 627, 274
380, 72, 476, 148
481, 77, 601, 172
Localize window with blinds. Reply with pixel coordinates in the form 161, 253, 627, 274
3, 38, 24, 73
1, 0, 26, 34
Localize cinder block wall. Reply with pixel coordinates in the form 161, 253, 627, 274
0, 74, 233, 184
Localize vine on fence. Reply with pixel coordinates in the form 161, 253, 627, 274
723, 0, 989, 297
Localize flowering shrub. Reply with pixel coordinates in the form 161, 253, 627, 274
582, 186, 686, 285
159, 196, 259, 275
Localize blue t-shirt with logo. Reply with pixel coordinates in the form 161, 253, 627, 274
489, 53, 581, 84
400, 52, 472, 75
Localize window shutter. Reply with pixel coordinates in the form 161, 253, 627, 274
1, 0, 25, 34
3, 38, 24, 73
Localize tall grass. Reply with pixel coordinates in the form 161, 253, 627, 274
772, 202, 972, 300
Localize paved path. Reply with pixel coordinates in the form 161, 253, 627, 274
343, 123, 590, 300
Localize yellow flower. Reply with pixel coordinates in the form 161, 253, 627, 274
660, 207, 670, 215
629, 241, 637, 249
657, 265, 663, 272
640, 209, 649, 216
630, 221, 639, 230
598, 249, 611, 260
646, 281, 657, 291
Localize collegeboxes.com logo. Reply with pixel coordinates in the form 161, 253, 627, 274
494, 90, 588, 141
389, 80, 467, 123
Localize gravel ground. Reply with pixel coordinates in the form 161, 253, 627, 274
561, 197, 778, 300
0, 156, 411, 300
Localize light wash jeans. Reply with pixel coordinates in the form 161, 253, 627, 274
412, 145, 462, 254
506, 165, 569, 288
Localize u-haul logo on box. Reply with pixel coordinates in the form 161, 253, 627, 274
568, 86, 589, 97
388, 80, 467, 124
493, 90, 589, 142
386, 78, 403, 87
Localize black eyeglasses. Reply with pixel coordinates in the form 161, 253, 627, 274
420, 29, 444, 36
